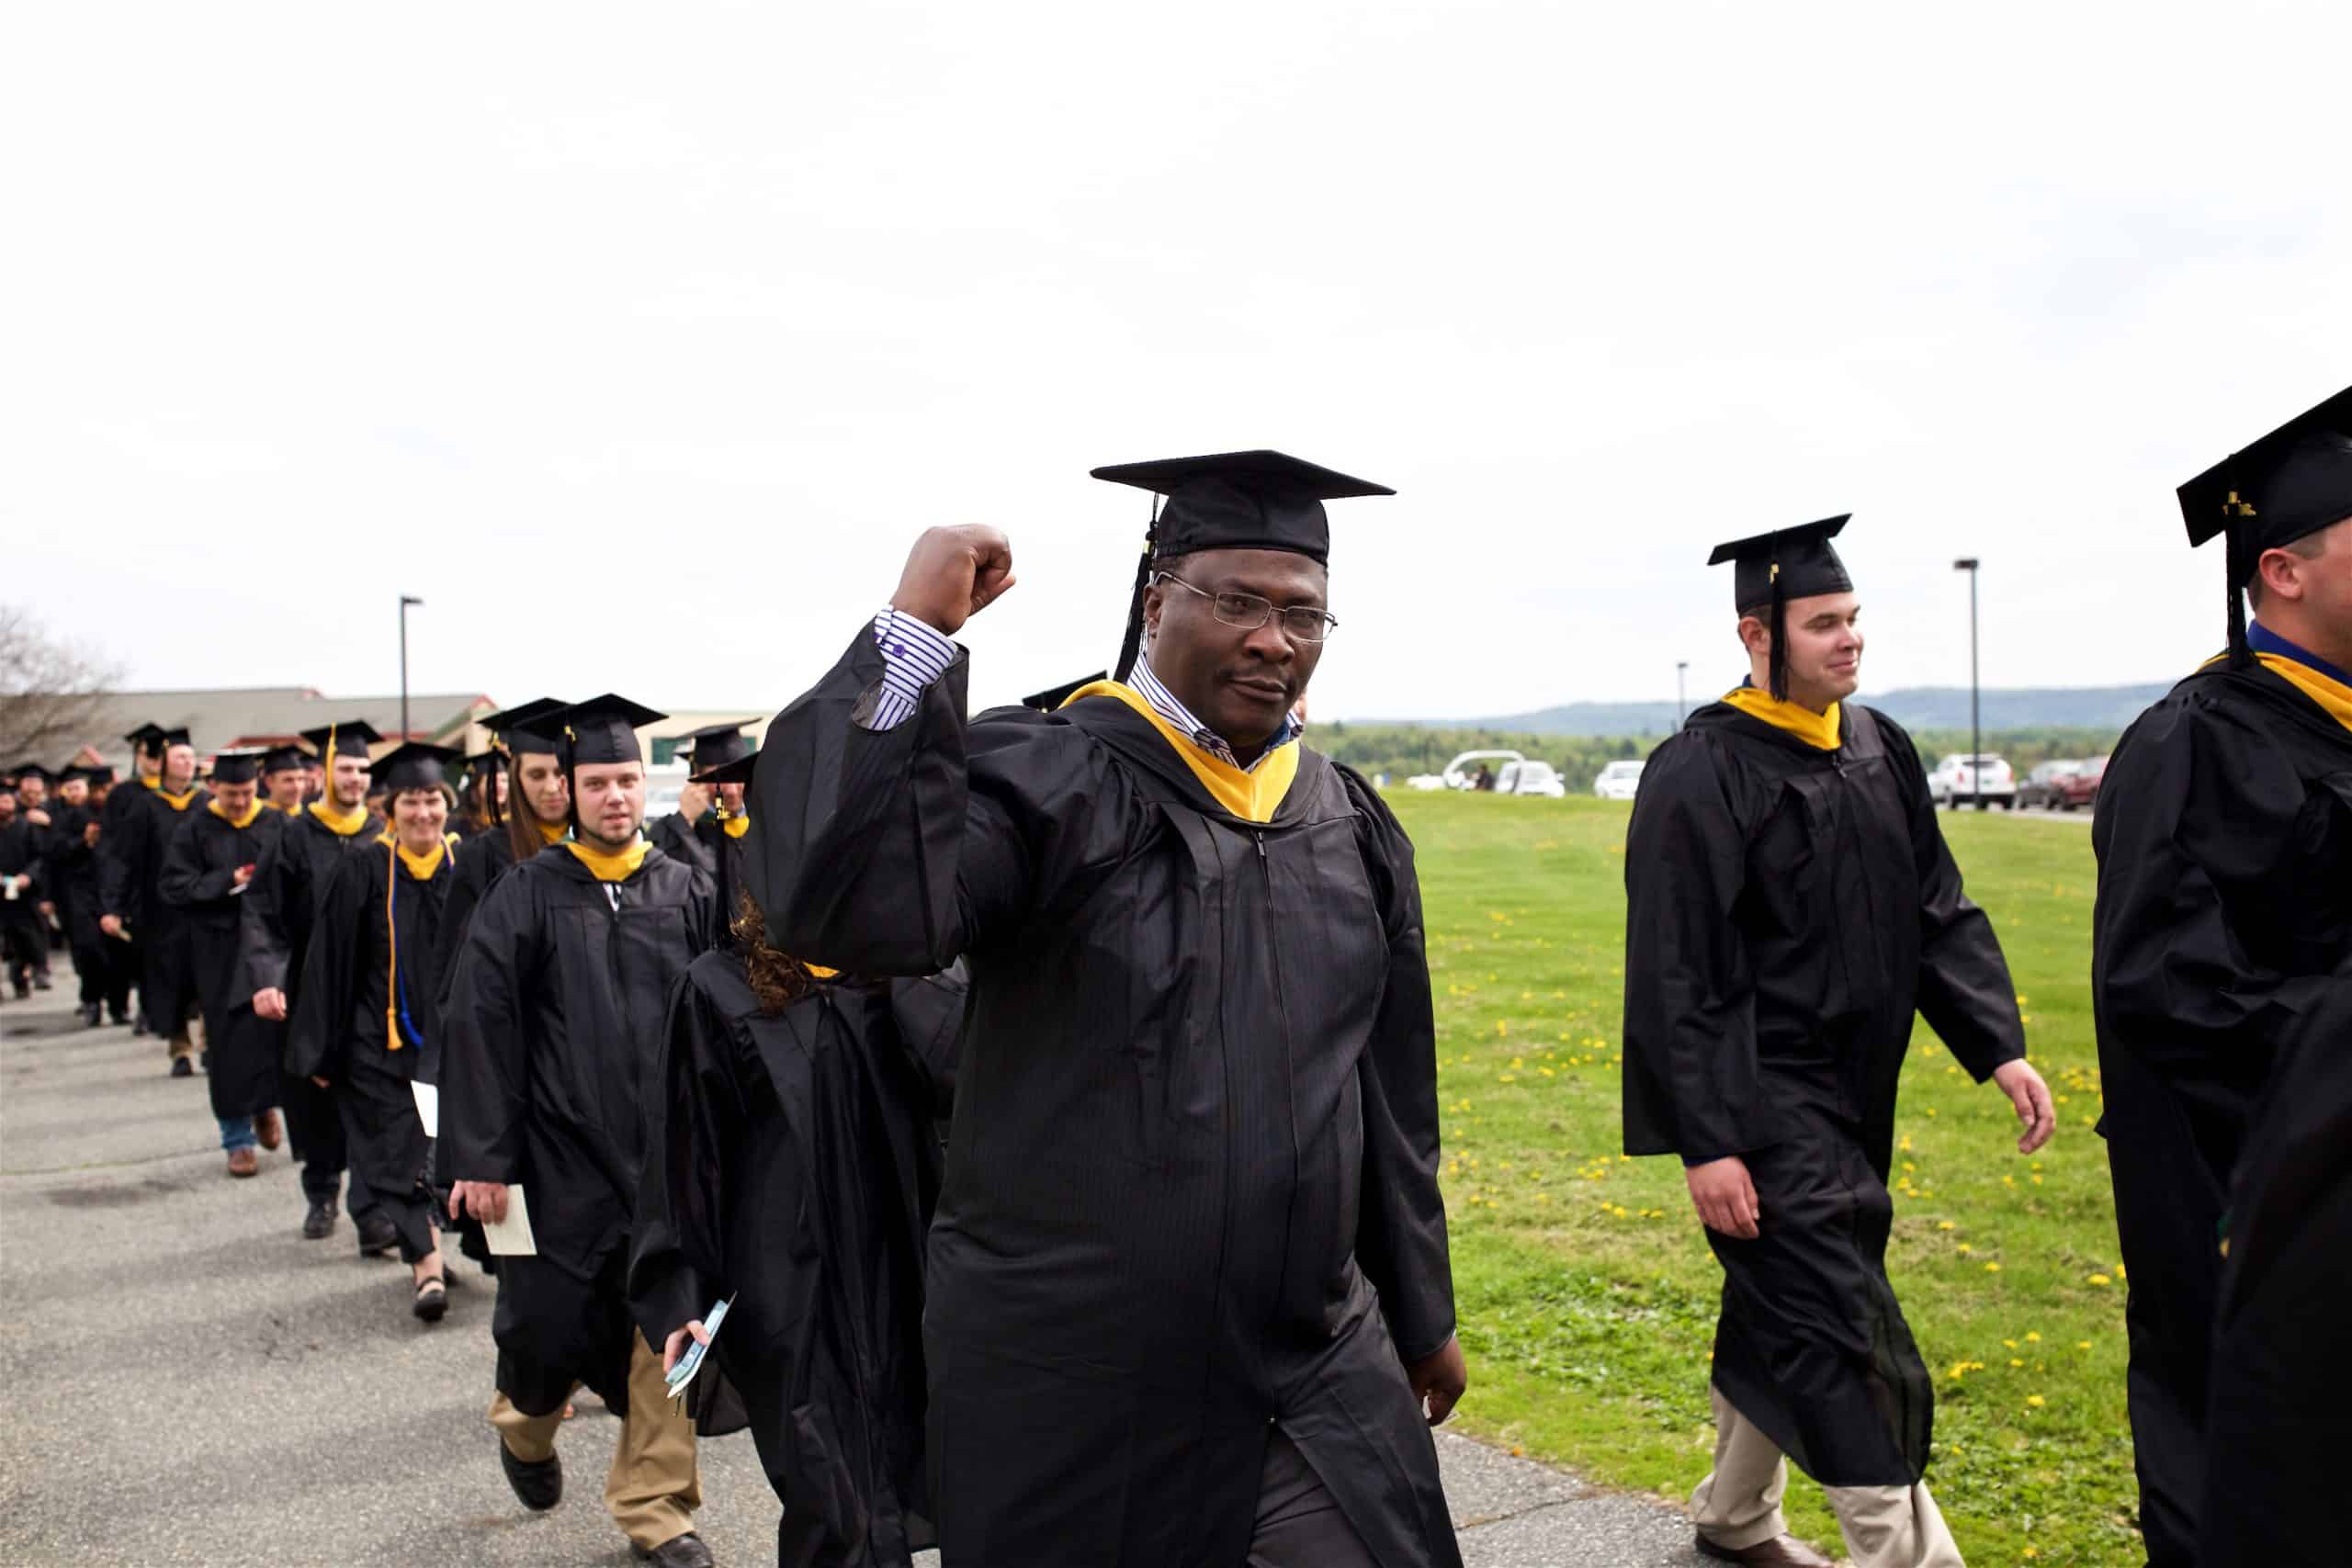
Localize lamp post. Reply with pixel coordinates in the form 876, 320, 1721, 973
1952, 559, 1980, 810
399, 595, 424, 739
1676, 660, 1690, 730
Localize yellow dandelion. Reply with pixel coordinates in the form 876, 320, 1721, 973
1985, 1262, 2003, 1273
2087, 1274, 2112, 1287
2025, 1331, 2041, 1343
2026, 1394, 2045, 1408
1938, 1221, 1956, 1232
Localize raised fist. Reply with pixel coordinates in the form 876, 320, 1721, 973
888, 525, 1016, 637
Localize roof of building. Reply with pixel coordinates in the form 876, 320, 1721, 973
62, 688, 496, 768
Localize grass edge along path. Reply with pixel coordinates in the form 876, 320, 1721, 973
1389, 792, 2141, 1567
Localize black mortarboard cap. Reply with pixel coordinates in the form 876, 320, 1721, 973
374, 741, 460, 795
211, 748, 266, 784
11, 761, 53, 785
1707, 515, 1855, 702
676, 720, 756, 773
1023, 672, 1106, 712
297, 720, 383, 766
483, 697, 567, 755
262, 745, 307, 775
689, 750, 759, 788
554, 694, 664, 768
2177, 387, 2352, 662
1090, 450, 1392, 682
123, 723, 173, 756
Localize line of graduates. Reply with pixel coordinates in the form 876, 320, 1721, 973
13, 393, 2342, 1568
0, 759, 130, 1019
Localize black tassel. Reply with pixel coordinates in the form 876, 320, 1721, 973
717, 829, 738, 953
1111, 495, 1161, 684
2227, 575, 2251, 667
1768, 565, 1791, 701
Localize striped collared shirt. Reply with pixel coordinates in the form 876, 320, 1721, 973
864, 610, 1301, 772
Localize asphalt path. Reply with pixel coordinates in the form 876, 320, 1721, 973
1, 984, 1715, 1568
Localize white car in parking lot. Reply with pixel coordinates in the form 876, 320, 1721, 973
1592, 760, 1645, 801
1928, 753, 2017, 809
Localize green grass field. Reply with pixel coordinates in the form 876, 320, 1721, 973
1392, 790, 2134, 1567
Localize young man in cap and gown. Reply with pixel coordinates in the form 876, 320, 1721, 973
442, 694, 721, 1568
99, 728, 208, 1072
648, 722, 757, 885
1621, 516, 2055, 1568
753, 452, 1464, 1567
246, 722, 392, 1244
45, 765, 120, 1025
2091, 385, 2352, 1567
288, 742, 466, 1323
159, 748, 288, 1177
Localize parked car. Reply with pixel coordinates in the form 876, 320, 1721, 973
1493, 759, 1566, 797
2015, 761, 2084, 811
1593, 760, 1646, 801
1929, 753, 2017, 809
641, 761, 692, 819
1406, 750, 1528, 791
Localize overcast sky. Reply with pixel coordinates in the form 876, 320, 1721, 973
6, 2, 2346, 723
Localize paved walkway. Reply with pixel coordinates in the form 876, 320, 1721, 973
0, 984, 1711, 1566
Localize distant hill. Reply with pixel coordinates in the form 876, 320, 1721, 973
1383, 683, 2175, 739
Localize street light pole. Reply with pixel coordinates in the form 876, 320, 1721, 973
399, 595, 424, 739
1676, 660, 1690, 729
1952, 559, 1980, 810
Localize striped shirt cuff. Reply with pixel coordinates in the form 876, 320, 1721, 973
864, 608, 958, 731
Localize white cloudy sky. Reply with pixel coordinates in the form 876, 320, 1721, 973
6, 1, 2346, 722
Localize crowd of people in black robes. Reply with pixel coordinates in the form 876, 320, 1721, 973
5, 400, 2349, 1568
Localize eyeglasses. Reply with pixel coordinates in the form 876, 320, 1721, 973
1155, 573, 1339, 644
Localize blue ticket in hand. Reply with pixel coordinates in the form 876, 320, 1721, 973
665, 1297, 732, 1398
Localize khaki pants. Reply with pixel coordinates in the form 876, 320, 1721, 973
1691, 1388, 1963, 1568
491, 1331, 701, 1552
170, 1014, 203, 1063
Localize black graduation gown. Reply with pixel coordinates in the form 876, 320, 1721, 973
431, 825, 520, 1007
99, 783, 209, 1033
2196, 959, 2352, 1568
440, 841, 717, 1414
0, 817, 43, 981
288, 837, 455, 1263
160, 804, 287, 1121
243, 805, 383, 1190
2090, 659, 2352, 1565
628, 953, 961, 1568
42, 803, 109, 987
1622, 700, 2025, 1486
753, 628, 1459, 1568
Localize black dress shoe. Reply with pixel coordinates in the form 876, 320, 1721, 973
301, 1197, 338, 1239
356, 1212, 401, 1258
31, 973, 51, 991
499, 1440, 562, 1510
130, 1015, 147, 1035
169, 1057, 194, 1078
80, 1002, 102, 1027
638, 1532, 715, 1567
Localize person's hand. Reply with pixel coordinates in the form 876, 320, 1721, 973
232, 863, 256, 887
1686, 1155, 1761, 1238
676, 782, 713, 823
84, 822, 102, 847
99, 914, 125, 939
889, 525, 1016, 636
310, 1075, 329, 1089
1993, 1058, 2056, 1155
26, 808, 50, 827
663, 1319, 713, 1378
1406, 1337, 1468, 1427
253, 987, 288, 1021
38, 900, 54, 919
448, 1179, 510, 1224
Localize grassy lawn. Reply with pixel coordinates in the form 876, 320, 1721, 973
1392, 790, 2136, 1567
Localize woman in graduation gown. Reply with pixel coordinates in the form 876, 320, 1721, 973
431, 699, 569, 1010
630, 747, 965, 1567
288, 743, 462, 1322
158, 750, 288, 1175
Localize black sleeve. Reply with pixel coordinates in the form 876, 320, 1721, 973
241, 831, 304, 995
1619, 733, 1773, 1162
752, 624, 1053, 975
98, 796, 145, 918
2092, 699, 2331, 1136
439, 869, 539, 1186
1877, 714, 2025, 1080
157, 815, 232, 908
888, 962, 968, 1119
287, 848, 373, 1082
629, 970, 739, 1349
1339, 765, 1456, 1363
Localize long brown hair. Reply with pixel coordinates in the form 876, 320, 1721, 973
505, 753, 556, 865
731, 888, 824, 1017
